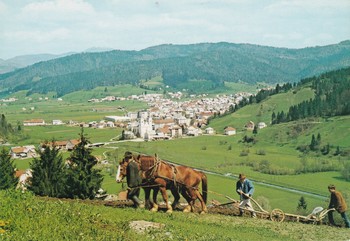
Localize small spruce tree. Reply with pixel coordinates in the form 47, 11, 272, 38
65, 128, 103, 199
253, 125, 258, 135
0, 148, 18, 190
28, 142, 66, 197
297, 196, 308, 211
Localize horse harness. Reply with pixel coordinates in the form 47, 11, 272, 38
123, 154, 198, 191
137, 155, 179, 189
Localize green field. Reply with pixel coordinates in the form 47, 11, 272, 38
1, 190, 349, 241
2, 85, 350, 215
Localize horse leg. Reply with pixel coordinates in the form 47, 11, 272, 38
194, 189, 207, 214
143, 187, 152, 210
180, 188, 193, 213
171, 186, 180, 210
159, 185, 172, 213
150, 186, 159, 212
187, 188, 201, 213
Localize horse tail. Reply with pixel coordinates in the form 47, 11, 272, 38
201, 172, 208, 204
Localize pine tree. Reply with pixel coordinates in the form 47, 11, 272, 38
0, 148, 18, 190
65, 128, 103, 199
297, 196, 307, 210
28, 143, 66, 197
316, 133, 321, 146
271, 112, 276, 124
310, 134, 317, 151
253, 125, 258, 135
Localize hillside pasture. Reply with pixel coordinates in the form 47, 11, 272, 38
1, 190, 349, 241
208, 87, 315, 134
1, 87, 148, 124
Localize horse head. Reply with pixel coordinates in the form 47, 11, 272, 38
116, 152, 134, 183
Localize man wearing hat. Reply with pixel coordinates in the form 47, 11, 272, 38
236, 173, 256, 217
328, 184, 350, 228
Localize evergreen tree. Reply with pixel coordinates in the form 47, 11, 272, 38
65, 128, 103, 199
341, 162, 350, 181
253, 125, 258, 135
316, 133, 321, 146
0, 148, 18, 190
297, 196, 307, 210
334, 146, 341, 156
28, 143, 66, 197
271, 112, 276, 124
310, 134, 317, 151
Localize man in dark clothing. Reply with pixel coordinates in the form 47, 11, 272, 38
328, 184, 350, 228
124, 152, 143, 208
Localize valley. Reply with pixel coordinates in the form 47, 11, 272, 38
1, 75, 349, 215
0, 44, 349, 240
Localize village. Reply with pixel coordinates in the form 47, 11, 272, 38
10, 91, 268, 159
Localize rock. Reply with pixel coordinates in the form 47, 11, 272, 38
129, 220, 165, 233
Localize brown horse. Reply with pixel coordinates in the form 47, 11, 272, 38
136, 154, 208, 214
171, 165, 208, 213
116, 153, 180, 213
116, 153, 208, 213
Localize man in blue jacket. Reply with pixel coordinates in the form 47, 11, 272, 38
236, 173, 256, 217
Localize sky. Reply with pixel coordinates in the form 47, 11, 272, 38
1, 0, 350, 59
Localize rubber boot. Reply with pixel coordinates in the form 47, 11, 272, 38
131, 196, 144, 208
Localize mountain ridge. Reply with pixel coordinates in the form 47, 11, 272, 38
1, 41, 349, 97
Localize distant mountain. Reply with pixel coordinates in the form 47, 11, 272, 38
0, 53, 75, 74
0, 41, 350, 97
84, 47, 115, 53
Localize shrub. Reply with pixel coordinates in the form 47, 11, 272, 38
256, 149, 266, 155
240, 150, 249, 156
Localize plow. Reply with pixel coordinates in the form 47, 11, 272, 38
210, 195, 335, 225
106, 190, 333, 226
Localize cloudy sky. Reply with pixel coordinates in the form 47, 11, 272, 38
1, 0, 350, 59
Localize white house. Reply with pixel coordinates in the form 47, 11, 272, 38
205, 127, 215, 135
224, 127, 236, 136
23, 119, 46, 126
52, 120, 64, 125
10, 145, 37, 159
186, 126, 200, 136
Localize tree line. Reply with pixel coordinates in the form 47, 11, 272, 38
0, 114, 22, 143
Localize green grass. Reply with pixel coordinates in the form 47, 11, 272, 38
12, 125, 121, 146
208, 87, 314, 133
1, 86, 149, 124
1, 190, 349, 241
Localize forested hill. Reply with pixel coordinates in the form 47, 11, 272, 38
272, 66, 350, 124
1, 41, 350, 96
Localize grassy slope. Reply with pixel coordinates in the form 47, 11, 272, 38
1, 190, 349, 241
208, 87, 315, 133
108, 86, 350, 212
4, 84, 350, 227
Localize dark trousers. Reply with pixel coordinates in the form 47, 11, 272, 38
127, 187, 141, 207
328, 210, 350, 228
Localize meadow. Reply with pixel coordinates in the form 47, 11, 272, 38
1, 190, 349, 241
2, 84, 350, 216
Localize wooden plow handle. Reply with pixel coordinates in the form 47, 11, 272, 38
241, 192, 269, 214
